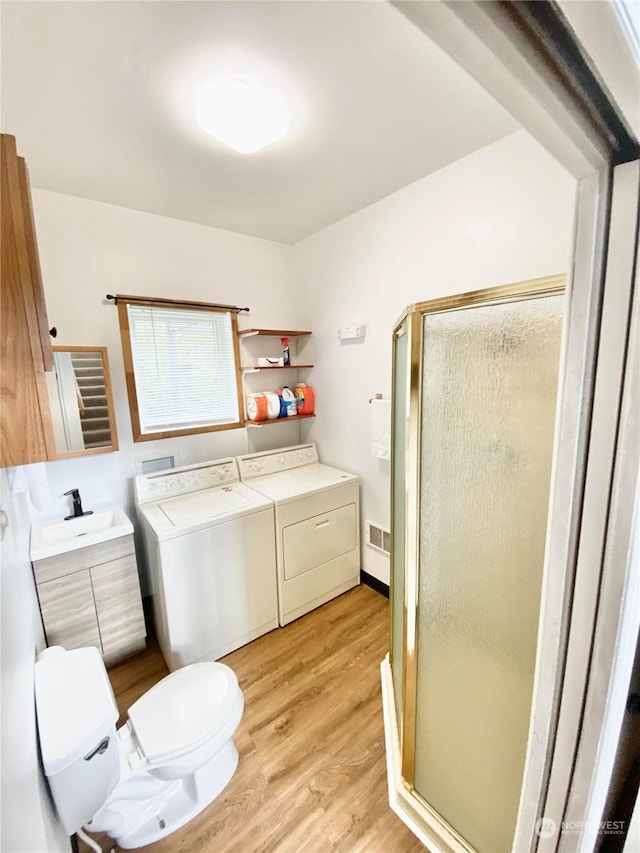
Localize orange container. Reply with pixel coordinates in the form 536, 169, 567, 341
294, 383, 315, 416
246, 393, 268, 422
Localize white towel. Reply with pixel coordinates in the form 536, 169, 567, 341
25, 462, 52, 511
371, 398, 391, 460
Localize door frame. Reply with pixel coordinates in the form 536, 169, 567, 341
390, 2, 640, 850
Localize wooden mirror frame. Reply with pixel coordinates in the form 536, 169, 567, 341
48, 346, 119, 458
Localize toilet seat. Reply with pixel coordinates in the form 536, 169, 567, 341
128, 662, 240, 764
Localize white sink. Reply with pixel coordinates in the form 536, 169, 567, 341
30, 506, 134, 561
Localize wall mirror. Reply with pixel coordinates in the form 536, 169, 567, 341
46, 346, 119, 457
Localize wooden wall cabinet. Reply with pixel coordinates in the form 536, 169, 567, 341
33, 534, 147, 666
1, 133, 56, 467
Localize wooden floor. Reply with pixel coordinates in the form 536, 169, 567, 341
80, 585, 423, 853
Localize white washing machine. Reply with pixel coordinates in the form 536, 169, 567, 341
237, 444, 360, 626
135, 458, 278, 672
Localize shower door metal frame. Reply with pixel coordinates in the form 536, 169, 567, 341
390, 306, 423, 783
389, 274, 566, 851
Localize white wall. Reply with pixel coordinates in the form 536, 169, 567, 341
28, 191, 303, 534
292, 130, 577, 584
0, 471, 70, 852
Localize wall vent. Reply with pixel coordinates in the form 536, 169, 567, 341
366, 520, 391, 555
139, 455, 176, 474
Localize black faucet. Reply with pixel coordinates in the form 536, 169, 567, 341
64, 489, 93, 521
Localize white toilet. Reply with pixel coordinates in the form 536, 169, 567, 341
34, 645, 243, 849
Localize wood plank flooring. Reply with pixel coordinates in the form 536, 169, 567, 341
80, 585, 423, 853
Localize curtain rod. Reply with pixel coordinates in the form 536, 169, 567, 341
106, 294, 250, 313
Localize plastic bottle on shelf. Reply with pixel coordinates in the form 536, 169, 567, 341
294, 383, 314, 416
281, 337, 290, 366
275, 389, 287, 418
264, 391, 281, 419
281, 386, 297, 417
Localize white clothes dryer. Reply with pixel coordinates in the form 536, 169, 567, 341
237, 444, 360, 626
135, 458, 278, 672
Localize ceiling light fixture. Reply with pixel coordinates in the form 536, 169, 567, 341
196, 80, 289, 154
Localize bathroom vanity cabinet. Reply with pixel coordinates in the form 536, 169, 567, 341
1, 133, 56, 468
33, 535, 146, 666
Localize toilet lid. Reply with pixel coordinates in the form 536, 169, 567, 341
128, 662, 240, 763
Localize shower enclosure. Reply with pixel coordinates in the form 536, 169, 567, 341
382, 275, 565, 852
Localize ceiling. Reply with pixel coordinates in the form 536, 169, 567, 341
1, 1, 518, 244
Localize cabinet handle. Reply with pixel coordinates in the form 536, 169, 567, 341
315, 518, 330, 529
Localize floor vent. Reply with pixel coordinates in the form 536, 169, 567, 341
367, 521, 390, 555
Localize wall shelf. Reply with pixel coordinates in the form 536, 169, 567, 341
242, 364, 314, 374
239, 328, 312, 338
240, 328, 314, 424
245, 414, 316, 428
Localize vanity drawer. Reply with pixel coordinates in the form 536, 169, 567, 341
32, 534, 135, 584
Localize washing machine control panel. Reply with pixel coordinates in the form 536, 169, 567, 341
135, 459, 238, 503
238, 444, 318, 480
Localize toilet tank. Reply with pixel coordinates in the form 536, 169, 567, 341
34, 646, 120, 836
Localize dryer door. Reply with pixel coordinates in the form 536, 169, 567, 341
283, 503, 357, 580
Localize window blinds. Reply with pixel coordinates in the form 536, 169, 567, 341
127, 304, 239, 434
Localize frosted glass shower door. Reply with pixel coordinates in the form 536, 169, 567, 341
413, 294, 563, 852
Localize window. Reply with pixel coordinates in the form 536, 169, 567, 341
118, 300, 243, 441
